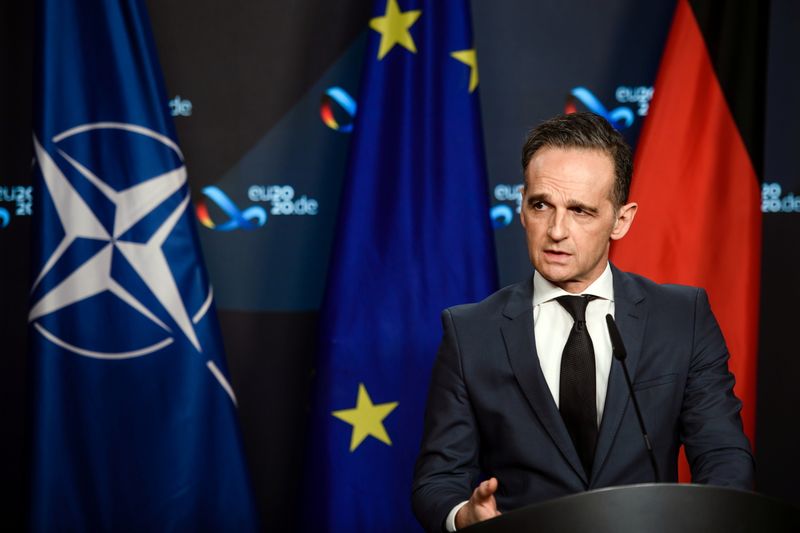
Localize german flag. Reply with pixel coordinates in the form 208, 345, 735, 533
610, 0, 767, 481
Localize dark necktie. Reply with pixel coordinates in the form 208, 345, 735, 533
556, 295, 597, 477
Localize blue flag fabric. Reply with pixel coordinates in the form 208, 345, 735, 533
30, 0, 258, 530
304, 0, 497, 530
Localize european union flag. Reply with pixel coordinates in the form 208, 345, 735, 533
304, 0, 497, 530
29, 0, 258, 530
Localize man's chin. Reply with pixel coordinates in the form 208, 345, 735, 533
533, 264, 573, 284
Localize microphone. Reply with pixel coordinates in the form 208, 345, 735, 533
605, 314, 660, 482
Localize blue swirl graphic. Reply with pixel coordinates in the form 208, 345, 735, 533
322, 87, 358, 132
326, 87, 357, 116
201, 186, 267, 231
0, 208, 9, 228
569, 87, 634, 130
490, 204, 514, 228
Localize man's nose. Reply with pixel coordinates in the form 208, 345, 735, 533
547, 210, 568, 241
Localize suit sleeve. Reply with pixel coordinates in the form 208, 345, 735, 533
681, 288, 755, 489
412, 309, 481, 533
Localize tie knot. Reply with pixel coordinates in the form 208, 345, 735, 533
556, 295, 594, 323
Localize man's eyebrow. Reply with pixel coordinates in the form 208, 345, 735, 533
565, 199, 599, 214
525, 193, 599, 214
526, 192, 550, 203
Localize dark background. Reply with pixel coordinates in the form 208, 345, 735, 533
2, 0, 798, 529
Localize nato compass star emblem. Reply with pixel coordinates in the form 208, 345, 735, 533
30, 122, 211, 361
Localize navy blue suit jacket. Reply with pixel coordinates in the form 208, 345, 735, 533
412, 266, 753, 533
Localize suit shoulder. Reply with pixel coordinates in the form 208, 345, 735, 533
443, 279, 529, 322
621, 270, 705, 305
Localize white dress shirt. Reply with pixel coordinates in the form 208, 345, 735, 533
445, 263, 616, 531
532, 262, 615, 425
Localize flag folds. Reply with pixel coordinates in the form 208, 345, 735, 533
304, 0, 497, 530
30, 0, 258, 530
610, 0, 766, 479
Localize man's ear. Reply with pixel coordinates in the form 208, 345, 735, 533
610, 202, 638, 241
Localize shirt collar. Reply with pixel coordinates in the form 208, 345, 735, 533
532, 262, 614, 306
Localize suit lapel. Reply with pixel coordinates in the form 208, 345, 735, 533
591, 265, 647, 481
501, 277, 588, 484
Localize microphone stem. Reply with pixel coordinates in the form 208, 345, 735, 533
619, 359, 661, 483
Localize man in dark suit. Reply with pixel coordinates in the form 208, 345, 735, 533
411, 112, 754, 532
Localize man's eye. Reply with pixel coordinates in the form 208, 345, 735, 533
532, 201, 546, 210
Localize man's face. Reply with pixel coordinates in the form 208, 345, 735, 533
520, 146, 637, 293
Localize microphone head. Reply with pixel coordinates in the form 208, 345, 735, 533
605, 314, 627, 361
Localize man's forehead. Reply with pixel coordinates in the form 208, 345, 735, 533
526, 146, 614, 172
523, 147, 615, 193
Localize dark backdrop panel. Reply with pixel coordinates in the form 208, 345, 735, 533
145, 0, 373, 191
757, 216, 800, 502
147, 0, 372, 313
217, 309, 318, 529
755, 0, 800, 503
0, 0, 34, 530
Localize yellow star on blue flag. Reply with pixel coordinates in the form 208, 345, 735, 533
332, 383, 398, 452
451, 48, 479, 92
369, 0, 422, 60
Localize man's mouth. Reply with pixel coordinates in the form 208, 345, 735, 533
543, 249, 571, 261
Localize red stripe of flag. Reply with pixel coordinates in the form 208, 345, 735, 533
610, 0, 761, 481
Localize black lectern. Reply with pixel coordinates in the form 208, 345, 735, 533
464, 484, 800, 533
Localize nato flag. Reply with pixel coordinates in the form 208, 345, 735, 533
304, 0, 497, 530
29, 0, 258, 530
